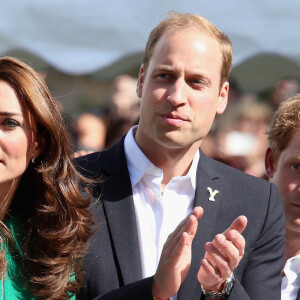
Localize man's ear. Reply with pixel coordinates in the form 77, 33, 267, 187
136, 65, 144, 99
265, 146, 276, 179
216, 81, 229, 115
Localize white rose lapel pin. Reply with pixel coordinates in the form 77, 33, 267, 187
207, 187, 219, 202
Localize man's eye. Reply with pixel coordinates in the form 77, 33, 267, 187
189, 79, 207, 86
156, 73, 171, 79
2, 118, 21, 128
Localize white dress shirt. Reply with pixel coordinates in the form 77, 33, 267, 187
124, 126, 199, 300
281, 254, 300, 299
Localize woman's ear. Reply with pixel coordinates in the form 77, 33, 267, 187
31, 135, 46, 160
265, 146, 276, 179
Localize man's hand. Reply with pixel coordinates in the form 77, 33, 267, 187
197, 215, 248, 293
152, 206, 204, 300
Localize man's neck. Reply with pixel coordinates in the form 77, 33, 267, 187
134, 135, 200, 193
158, 147, 199, 193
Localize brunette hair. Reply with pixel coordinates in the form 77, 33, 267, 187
142, 11, 233, 87
0, 56, 94, 299
268, 94, 300, 166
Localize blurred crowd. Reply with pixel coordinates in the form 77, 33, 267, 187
65, 74, 140, 158
56, 73, 300, 179
202, 76, 300, 179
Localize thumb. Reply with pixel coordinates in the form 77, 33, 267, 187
223, 215, 248, 236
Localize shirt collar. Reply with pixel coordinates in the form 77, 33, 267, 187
124, 125, 200, 188
124, 126, 152, 186
188, 149, 199, 190
284, 253, 300, 277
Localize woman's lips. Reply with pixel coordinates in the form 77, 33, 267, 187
291, 203, 300, 208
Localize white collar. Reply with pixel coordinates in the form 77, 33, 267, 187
284, 253, 300, 277
124, 126, 200, 189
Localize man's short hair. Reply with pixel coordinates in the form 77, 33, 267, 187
142, 11, 233, 87
268, 93, 300, 165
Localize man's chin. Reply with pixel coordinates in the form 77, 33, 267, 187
157, 132, 199, 150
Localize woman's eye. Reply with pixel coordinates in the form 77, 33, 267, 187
293, 163, 300, 170
2, 118, 21, 128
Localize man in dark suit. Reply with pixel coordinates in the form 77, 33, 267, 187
77, 12, 284, 300
265, 95, 300, 299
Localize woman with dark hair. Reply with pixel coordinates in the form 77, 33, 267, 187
0, 56, 94, 299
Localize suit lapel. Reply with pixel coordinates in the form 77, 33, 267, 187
297, 287, 300, 300
101, 140, 142, 285
178, 151, 223, 300
97, 145, 224, 295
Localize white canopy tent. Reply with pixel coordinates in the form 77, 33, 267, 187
1, 0, 300, 95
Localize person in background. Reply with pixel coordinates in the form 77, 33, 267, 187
106, 74, 140, 147
269, 77, 300, 109
265, 95, 300, 299
77, 12, 284, 300
212, 100, 272, 178
75, 110, 107, 152
108, 74, 140, 124
0, 56, 94, 299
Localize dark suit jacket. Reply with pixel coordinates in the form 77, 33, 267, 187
76, 138, 285, 300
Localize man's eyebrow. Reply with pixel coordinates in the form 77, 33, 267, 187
152, 65, 212, 85
0, 111, 23, 117
154, 65, 210, 77
153, 65, 175, 72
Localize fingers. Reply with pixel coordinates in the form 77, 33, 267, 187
184, 206, 204, 237
192, 206, 204, 221
164, 206, 203, 251
227, 229, 246, 257
167, 206, 203, 240
221, 215, 247, 257
198, 253, 228, 290
200, 257, 226, 282
204, 235, 240, 276
207, 218, 247, 270
152, 206, 204, 299
198, 215, 248, 291
216, 230, 245, 259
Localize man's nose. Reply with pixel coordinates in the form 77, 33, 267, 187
167, 79, 187, 106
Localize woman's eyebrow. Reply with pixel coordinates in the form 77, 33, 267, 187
0, 111, 23, 117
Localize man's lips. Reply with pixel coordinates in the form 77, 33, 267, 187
161, 113, 189, 122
